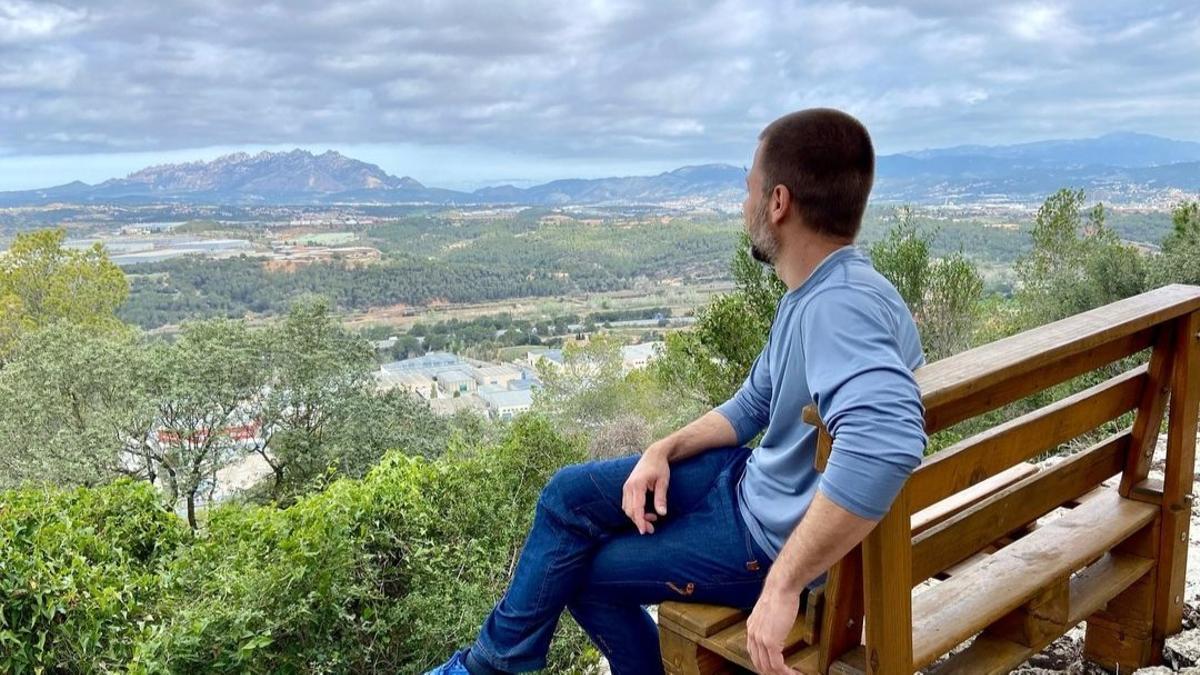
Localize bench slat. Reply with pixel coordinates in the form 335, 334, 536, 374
927, 552, 1155, 674
916, 283, 1200, 431
912, 430, 1129, 584
658, 602, 744, 639
910, 365, 1146, 512
911, 463, 1038, 535
911, 490, 1158, 669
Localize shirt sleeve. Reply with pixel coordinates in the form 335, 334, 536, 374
714, 347, 772, 446
801, 287, 927, 519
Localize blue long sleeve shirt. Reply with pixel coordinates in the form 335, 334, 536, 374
715, 245, 927, 560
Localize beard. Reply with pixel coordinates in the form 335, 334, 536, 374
747, 194, 779, 265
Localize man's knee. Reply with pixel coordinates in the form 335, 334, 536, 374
537, 457, 631, 525
538, 462, 597, 514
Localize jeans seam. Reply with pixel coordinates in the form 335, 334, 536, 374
730, 455, 768, 578
472, 637, 540, 673
586, 471, 622, 512
741, 518, 764, 576
529, 515, 569, 628
586, 577, 768, 589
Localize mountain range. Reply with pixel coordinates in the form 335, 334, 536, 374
2, 132, 1197, 207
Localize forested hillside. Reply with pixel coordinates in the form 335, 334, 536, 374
2, 191, 1198, 673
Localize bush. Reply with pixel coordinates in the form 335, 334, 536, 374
1, 415, 599, 674
130, 414, 597, 674
0, 480, 186, 673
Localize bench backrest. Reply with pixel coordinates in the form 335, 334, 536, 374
806, 283, 1200, 673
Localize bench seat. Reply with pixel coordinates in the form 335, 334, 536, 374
659, 464, 1040, 674
913, 488, 1158, 670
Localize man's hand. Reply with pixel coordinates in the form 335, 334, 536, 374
744, 491, 879, 675
746, 582, 802, 675
621, 441, 672, 534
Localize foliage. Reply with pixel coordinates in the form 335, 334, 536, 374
1014, 189, 1148, 328
1, 417, 597, 674
869, 206, 984, 360
0, 228, 129, 360
0, 322, 148, 489
652, 232, 786, 411
0, 480, 187, 674
128, 415, 595, 674
245, 296, 377, 502
0, 298, 447, 520
532, 333, 689, 455
137, 319, 269, 529
1151, 200, 1200, 287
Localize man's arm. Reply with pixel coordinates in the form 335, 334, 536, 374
712, 348, 773, 448
746, 287, 926, 674
623, 347, 773, 534
746, 492, 876, 674
621, 407, 751, 534
654, 342, 775, 463
654, 408, 741, 462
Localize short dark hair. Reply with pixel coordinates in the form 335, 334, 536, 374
757, 108, 874, 239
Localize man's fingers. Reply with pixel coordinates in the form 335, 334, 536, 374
767, 644, 793, 675
628, 483, 647, 534
621, 483, 642, 533
748, 633, 766, 674
745, 623, 760, 672
654, 475, 669, 515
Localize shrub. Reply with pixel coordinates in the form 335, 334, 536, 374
0, 480, 186, 673
130, 414, 598, 674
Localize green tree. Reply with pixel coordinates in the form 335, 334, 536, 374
1151, 200, 1200, 286
126, 415, 596, 674
652, 232, 786, 410
533, 334, 630, 433
0, 322, 149, 489
320, 388, 451, 470
869, 207, 984, 360
0, 228, 129, 359
246, 296, 377, 501
142, 319, 269, 529
1015, 189, 1148, 328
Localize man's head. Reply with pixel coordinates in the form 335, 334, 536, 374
743, 108, 875, 265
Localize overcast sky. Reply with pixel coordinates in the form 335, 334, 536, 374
1, 0, 1197, 190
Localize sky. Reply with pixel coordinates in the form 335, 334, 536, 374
0, 0, 1197, 191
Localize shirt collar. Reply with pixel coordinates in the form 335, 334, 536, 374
780, 245, 863, 304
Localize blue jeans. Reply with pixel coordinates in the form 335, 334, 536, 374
468, 446, 772, 675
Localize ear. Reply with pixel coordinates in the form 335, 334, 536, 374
770, 184, 792, 225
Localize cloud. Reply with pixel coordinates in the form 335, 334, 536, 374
0, 0, 1195, 187
0, 0, 87, 43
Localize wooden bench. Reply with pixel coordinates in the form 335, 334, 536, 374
659, 284, 1200, 674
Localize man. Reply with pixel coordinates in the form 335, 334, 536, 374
427, 108, 927, 675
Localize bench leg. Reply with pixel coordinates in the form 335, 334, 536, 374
987, 576, 1069, 648
660, 625, 736, 675
1083, 520, 1160, 671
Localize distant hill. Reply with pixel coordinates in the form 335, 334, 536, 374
476, 164, 745, 205
1, 133, 1197, 207
0, 150, 466, 206
905, 132, 1200, 168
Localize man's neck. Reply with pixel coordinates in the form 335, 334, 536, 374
774, 238, 854, 292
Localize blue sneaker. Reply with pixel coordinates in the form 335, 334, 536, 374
424, 648, 471, 675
